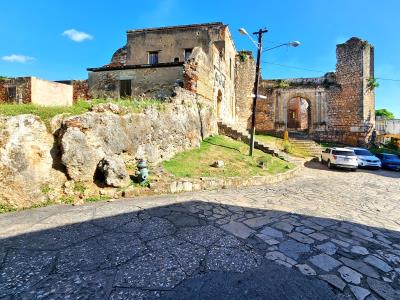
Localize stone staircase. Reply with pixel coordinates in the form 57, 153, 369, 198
288, 131, 323, 157
217, 122, 290, 161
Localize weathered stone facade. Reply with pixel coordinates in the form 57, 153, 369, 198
88, 64, 184, 99
88, 22, 237, 123
252, 37, 375, 146
0, 77, 31, 104
234, 51, 256, 130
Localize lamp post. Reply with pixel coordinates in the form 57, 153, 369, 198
238, 27, 300, 156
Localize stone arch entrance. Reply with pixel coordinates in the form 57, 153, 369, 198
216, 90, 222, 118
287, 97, 311, 131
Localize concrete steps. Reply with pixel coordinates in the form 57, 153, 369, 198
217, 122, 283, 158
289, 133, 323, 157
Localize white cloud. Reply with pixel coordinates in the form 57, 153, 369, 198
62, 29, 93, 42
1, 54, 35, 63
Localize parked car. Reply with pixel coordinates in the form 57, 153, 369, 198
375, 153, 400, 171
321, 147, 358, 171
346, 147, 381, 169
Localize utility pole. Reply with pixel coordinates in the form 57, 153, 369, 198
249, 28, 268, 156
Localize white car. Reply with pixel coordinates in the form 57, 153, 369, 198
321, 147, 358, 171
346, 147, 381, 169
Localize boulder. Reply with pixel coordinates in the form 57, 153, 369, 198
0, 115, 66, 208
90, 103, 129, 115
59, 91, 217, 182
211, 160, 225, 168
96, 156, 130, 187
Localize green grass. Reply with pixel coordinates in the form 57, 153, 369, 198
73, 181, 87, 194
0, 202, 17, 214
255, 134, 310, 158
163, 135, 292, 178
84, 195, 111, 202
0, 98, 166, 130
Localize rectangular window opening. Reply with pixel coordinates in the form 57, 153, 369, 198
148, 51, 159, 65
119, 80, 132, 98
6, 86, 17, 102
184, 48, 193, 61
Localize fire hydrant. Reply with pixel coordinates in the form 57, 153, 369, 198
136, 159, 149, 185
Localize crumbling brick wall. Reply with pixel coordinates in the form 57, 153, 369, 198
0, 77, 31, 104
234, 51, 255, 130
0, 79, 7, 103
183, 47, 213, 100
249, 37, 375, 146
327, 37, 375, 145
72, 80, 89, 102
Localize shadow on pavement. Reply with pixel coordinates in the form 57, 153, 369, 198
0, 198, 399, 299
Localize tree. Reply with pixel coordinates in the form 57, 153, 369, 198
376, 108, 395, 120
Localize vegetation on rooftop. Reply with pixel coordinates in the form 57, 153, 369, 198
274, 80, 290, 89
163, 135, 292, 178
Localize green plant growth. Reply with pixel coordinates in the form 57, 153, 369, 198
163, 135, 292, 178
239, 51, 248, 62
274, 80, 290, 89
0, 98, 166, 131
0, 202, 17, 213
376, 108, 395, 120
367, 77, 379, 91
73, 181, 86, 194
59, 196, 74, 205
84, 195, 111, 203
40, 184, 52, 194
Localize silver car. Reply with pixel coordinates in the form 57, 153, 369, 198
347, 147, 381, 169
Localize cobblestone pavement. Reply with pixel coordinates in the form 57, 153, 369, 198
0, 162, 399, 299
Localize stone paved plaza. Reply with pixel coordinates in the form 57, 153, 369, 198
0, 162, 399, 299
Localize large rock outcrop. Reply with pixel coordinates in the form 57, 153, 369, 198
0, 115, 66, 207
0, 89, 217, 208
58, 89, 217, 182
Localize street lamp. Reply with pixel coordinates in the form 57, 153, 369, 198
239, 27, 300, 156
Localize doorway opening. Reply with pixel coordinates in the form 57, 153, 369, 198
287, 97, 310, 131
217, 90, 222, 118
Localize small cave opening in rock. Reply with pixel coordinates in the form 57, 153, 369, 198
93, 164, 107, 188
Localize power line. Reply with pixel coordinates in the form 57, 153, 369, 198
262, 61, 326, 73
262, 61, 400, 82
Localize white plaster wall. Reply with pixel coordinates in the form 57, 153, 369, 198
31, 77, 73, 107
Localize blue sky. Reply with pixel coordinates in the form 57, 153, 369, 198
1, 0, 399, 117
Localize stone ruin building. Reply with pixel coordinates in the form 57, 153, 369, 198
88, 23, 375, 146
88, 22, 238, 124
251, 37, 376, 146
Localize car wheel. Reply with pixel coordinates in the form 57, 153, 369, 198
351, 168, 357, 172
327, 160, 333, 169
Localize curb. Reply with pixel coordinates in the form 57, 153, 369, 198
123, 162, 304, 197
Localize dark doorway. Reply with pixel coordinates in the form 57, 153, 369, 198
119, 80, 132, 98
7, 86, 17, 102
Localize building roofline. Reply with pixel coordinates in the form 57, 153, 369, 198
127, 22, 225, 33
87, 61, 184, 72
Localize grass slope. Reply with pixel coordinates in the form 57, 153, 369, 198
163, 135, 292, 178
